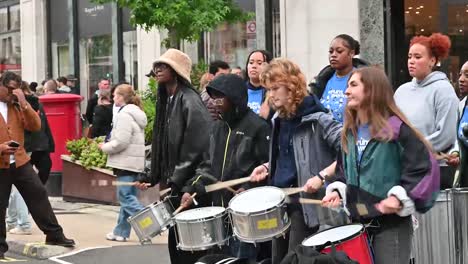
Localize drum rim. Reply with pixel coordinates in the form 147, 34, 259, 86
127, 200, 172, 221
174, 206, 227, 222
176, 237, 230, 251
228, 186, 285, 213
302, 224, 364, 247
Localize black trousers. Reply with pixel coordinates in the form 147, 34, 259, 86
30, 151, 52, 185
0, 163, 63, 253
272, 205, 319, 264
440, 166, 456, 190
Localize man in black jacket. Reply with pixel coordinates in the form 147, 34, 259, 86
85, 78, 110, 125
181, 74, 271, 261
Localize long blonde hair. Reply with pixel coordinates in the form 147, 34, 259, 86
115, 84, 143, 110
342, 67, 431, 152
259, 58, 308, 118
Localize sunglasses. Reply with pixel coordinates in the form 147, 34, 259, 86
153, 63, 170, 71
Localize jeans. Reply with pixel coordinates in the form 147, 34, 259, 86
113, 175, 144, 238
368, 216, 413, 264
6, 186, 31, 230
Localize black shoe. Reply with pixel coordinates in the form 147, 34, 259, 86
0, 252, 4, 259
45, 235, 76, 248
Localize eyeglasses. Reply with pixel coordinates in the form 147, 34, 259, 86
212, 98, 225, 106
154, 63, 170, 71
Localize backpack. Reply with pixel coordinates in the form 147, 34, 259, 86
388, 116, 440, 213
280, 244, 358, 264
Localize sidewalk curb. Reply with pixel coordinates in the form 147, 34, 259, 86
7, 239, 73, 260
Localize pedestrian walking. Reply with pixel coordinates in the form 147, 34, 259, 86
311, 34, 368, 123
90, 89, 113, 138
99, 84, 146, 242
136, 49, 211, 264
250, 58, 342, 264
394, 33, 459, 189
322, 66, 434, 264
0, 72, 75, 259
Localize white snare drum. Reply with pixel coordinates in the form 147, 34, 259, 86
174, 206, 230, 251
127, 198, 174, 244
228, 186, 290, 243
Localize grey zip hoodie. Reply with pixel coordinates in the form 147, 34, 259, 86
395, 71, 459, 165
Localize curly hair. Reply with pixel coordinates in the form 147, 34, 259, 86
410, 33, 451, 62
259, 58, 307, 118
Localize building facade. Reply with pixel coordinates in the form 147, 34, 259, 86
1, 0, 466, 104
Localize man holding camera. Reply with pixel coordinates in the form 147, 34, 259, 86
0, 72, 75, 259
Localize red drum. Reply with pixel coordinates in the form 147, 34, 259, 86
302, 224, 373, 264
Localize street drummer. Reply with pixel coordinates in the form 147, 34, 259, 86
322, 66, 434, 264
250, 58, 342, 264
181, 74, 270, 261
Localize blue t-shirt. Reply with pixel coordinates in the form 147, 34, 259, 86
320, 72, 353, 123
247, 89, 264, 114
458, 107, 468, 148
356, 124, 371, 161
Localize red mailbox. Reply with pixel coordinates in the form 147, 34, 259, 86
39, 94, 83, 172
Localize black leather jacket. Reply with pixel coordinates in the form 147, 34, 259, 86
148, 83, 211, 190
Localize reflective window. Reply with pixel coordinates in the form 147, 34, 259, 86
0, 33, 22, 75
123, 31, 138, 89
9, 5, 20, 31
0, 8, 7, 33
404, 0, 468, 85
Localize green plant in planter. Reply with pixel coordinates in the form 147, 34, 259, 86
140, 78, 157, 144
66, 137, 108, 170
191, 60, 209, 91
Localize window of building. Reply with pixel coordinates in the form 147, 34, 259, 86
50, 0, 71, 78
0, 3, 21, 75
403, 0, 467, 85
122, 8, 138, 89
206, 0, 256, 69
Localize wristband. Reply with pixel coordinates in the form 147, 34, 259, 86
262, 164, 269, 172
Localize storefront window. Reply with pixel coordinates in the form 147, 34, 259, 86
123, 30, 138, 89
206, 0, 256, 69
79, 35, 113, 97
404, 0, 467, 85
50, 0, 71, 79
272, 0, 281, 58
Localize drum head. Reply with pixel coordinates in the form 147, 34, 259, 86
174, 206, 225, 221
229, 186, 285, 213
302, 224, 363, 247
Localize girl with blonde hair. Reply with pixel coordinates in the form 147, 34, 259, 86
99, 84, 147, 242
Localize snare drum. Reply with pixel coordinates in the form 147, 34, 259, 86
127, 198, 174, 244
302, 224, 373, 264
229, 186, 290, 243
174, 206, 230, 251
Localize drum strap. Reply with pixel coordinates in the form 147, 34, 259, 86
216, 257, 238, 264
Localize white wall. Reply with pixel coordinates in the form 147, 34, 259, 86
280, 0, 359, 83
137, 27, 161, 90
20, 0, 47, 83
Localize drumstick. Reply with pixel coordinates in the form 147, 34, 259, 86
298, 198, 322, 205
159, 187, 171, 197
282, 187, 304, 196
204, 177, 251, 193
173, 193, 197, 215
112, 181, 151, 187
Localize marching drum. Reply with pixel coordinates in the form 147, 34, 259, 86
174, 206, 230, 251
229, 186, 290, 243
302, 224, 373, 264
127, 198, 174, 244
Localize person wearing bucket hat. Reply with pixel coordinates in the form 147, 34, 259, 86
135, 48, 211, 263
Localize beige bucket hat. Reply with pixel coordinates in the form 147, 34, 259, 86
153, 49, 192, 83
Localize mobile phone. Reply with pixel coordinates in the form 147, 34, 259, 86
8, 141, 20, 148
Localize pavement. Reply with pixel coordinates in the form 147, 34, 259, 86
5, 197, 169, 260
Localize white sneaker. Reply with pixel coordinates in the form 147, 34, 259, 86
105, 232, 126, 242
8, 227, 32, 235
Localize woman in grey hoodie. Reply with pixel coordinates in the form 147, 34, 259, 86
394, 33, 459, 189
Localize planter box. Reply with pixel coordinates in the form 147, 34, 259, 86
61, 155, 160, 205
